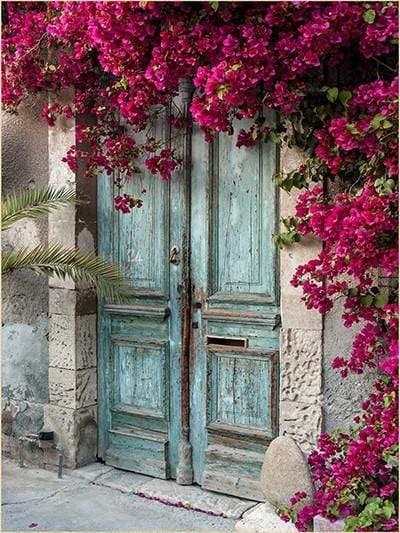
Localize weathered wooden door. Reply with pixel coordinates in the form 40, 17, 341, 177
98, 100, 279, 500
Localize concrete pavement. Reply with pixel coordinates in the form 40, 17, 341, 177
2, 459, 242, 531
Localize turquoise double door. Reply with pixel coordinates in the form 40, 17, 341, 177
98, 108, 280, 501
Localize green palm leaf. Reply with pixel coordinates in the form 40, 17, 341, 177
1, 186, 79, 230
2, 244, 131, 302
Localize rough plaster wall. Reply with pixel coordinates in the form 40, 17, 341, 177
323, 302, 377, 433
2, 95, 49, 461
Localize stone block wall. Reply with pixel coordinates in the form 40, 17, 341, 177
2, 96, 50, 463
43, 93, 98, 468
278, 144, 323, 452
2, 93, 98, 468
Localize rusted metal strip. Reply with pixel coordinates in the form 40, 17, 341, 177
176, 77, 194, 485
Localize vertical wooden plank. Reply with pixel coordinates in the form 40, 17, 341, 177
189, 121, 211, 483
97, 170, 114, 459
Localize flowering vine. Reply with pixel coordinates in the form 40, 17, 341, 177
2, 1, 398, 531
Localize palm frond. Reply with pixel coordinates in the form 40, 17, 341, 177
2, 244, 131, 302
1, 186, 79, 230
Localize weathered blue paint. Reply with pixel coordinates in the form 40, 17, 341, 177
98, 105, 280, 499
190, 113, 279, 500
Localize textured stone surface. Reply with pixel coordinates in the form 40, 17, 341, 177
49, 314, 76, 369
278, 143, 324, 454
280, 329, 323, 403
49, 313, 96, 370
279, 328, 323, 450
235, 502, 297, 532
279, 401, 322, 452
76, 315, 96, 369
49, 368, 97, 409
49, 289, 76, 316
260, 436, 314, 507
43, 404, 97, 468
133, 477, 256, 519
2, 96, 50, 465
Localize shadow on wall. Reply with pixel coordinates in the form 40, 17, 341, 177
2, 95, 50, 464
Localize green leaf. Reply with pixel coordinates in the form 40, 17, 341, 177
339, 90, 352, 107
210, 1, 219, 11
374, 292, 389, 308
371, 113, 385, 129
2, 186, 79, 231
382, 500, 395, 519
2, 244, 131, 302
363, 9, 376, 23
382, 119, 392, 129
269, 131, 281, 144
346, 123, 359, 134
326, 87, 339, 103
361, 294, 374, 307
383, 391, 395, 407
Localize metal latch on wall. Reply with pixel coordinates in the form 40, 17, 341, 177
18, 432, 64, 479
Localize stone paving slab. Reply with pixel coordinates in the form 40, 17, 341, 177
235, 502, 298, 532
83, 464, 256, 519
93, 468, 152, 493
132, 477, 257, 519
68, 462, 114, 483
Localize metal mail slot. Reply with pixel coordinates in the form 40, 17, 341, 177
206, 335, 248, 348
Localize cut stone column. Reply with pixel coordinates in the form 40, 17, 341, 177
43, 90, 98, 468
278, 143, 323, 452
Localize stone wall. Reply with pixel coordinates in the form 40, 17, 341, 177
2, 94, 98, 468
43, 95, 98, 469
2, 96, 50, 463
278, 144, 323, 453
323, 302, 377, 433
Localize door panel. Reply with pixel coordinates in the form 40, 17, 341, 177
190, 114, 279, 500
209, 125, 276, 303
98, 107, 279, 499
98, 111, 185, 479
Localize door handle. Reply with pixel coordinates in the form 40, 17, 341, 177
169, 245, 180, 265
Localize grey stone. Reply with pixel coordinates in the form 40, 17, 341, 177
279, 400, 322, 452
314, 514, 345, 532
48, 367, 97, 409
2, 95, 50, 463
68, 463, 113, 482
280, 329, 323, 403
235, 502, 297, 532
323, 300, 378, 433
176, 439, 193, 485
137, 478, 256, 519
43, 404, 97, 468
260, 436, 314, 507
279, 328, 323, 452
2, 319, 49, 403
94, 469, 150, 493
